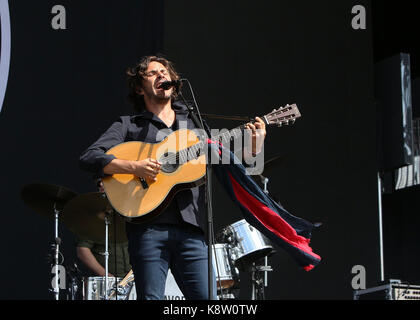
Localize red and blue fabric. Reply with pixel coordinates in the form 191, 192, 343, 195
210, 143, 321, 271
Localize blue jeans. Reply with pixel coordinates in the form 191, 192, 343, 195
127, 223, 217, 300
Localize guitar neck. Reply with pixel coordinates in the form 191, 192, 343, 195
210, 112, 274, 143
176, 123, 248, 164
176, 104, 300, 164
211, 124, 246, 144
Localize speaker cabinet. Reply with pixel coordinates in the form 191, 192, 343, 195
376, 53, 414, 171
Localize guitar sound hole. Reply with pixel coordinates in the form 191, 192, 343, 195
159, 152, 180, 174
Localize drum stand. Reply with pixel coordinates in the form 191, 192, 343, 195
251, 257, 273, 300
65, 263, 82, 300
51, 203, 62, 300
250, 175, 275, 300
104, 212, 110, 300
102, 208, 121, 300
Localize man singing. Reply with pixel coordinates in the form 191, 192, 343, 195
79, 55, 266, 300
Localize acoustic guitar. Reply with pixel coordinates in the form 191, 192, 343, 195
102, 104, 301, 223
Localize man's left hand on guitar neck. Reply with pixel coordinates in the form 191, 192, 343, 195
244, 116, 267, 159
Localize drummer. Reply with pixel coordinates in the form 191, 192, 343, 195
76, 236, 131, 278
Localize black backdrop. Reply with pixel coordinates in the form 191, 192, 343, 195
0, 0, 165, 299
164, 0, 378, 300
1, 0, 416, 300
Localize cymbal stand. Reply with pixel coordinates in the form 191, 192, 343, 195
251, 258, 273, 300
260, 175, 269, 195
52, 202, 61, 300
104, 212, 110, 300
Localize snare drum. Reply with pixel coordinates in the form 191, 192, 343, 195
217, 219, 274, 270
82, 276, 136, 300
212, 243, 237, 290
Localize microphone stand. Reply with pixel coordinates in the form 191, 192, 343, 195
178, 81, 215, 300
176, 79, 257, 299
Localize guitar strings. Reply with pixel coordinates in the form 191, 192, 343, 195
159, 125, 246, 166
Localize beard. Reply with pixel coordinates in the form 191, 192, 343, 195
143, 86, 172, 105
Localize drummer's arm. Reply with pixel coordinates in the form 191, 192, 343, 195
76, 247, 114, 277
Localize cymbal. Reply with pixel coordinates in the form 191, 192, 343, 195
250, 156, 285, 183
61, 192, 127, 244
21, 183, 78, 219
262, 155, 285, 176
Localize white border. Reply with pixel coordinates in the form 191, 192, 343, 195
0, 0, 11, 115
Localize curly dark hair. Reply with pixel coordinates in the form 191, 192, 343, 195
126, 55, 181, 113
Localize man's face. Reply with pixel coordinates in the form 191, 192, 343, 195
138, 61, 173, 102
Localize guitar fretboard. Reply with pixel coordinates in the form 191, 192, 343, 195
166, 124, 248, 165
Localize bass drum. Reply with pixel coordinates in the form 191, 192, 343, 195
81, 271, 184, 300
82, 257, 235, 301
217, 219, 274, 270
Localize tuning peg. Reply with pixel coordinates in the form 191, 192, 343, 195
290, 119, 296, 124
277, 122, 283, 127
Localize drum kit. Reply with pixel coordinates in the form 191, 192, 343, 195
213, 219, 276, 300
20, 155, 283, 300
21, 183, 129, 300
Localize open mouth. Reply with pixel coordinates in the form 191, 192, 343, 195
155, 80, 167, 90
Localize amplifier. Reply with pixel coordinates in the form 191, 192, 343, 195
354, 283, 420, 300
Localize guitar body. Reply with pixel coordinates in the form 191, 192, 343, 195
102, 129, 206, 223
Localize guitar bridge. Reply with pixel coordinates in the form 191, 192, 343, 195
139, 177, 149, 189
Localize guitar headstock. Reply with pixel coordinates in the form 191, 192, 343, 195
263, 104, 301, 127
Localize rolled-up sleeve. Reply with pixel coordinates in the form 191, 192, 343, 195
79, 118, 126, 178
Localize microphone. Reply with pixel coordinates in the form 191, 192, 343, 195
160, 79, 184, 90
